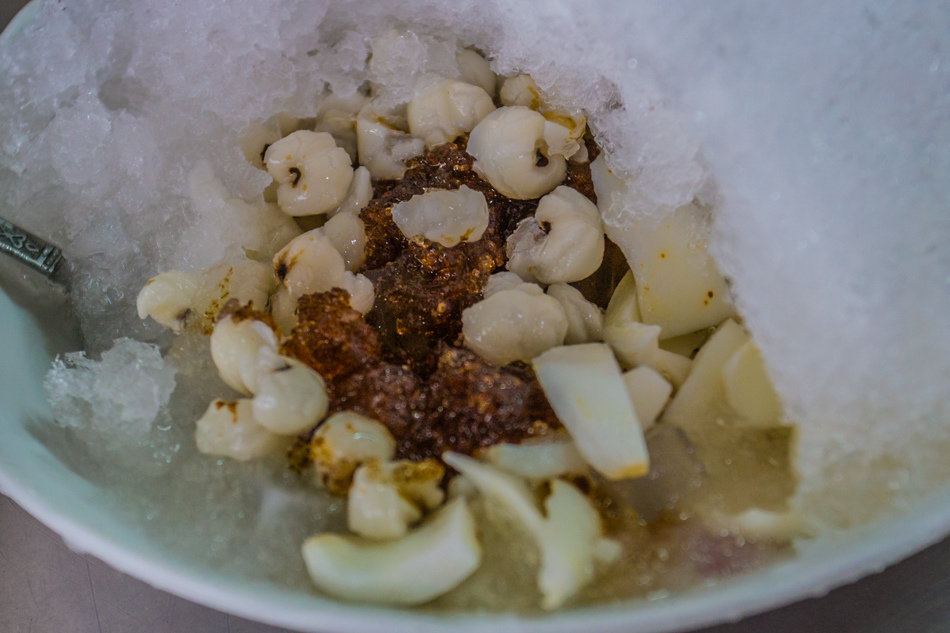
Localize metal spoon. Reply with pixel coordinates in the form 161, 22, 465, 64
0, 216, 67, 283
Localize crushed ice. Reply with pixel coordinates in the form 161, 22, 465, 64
0, 0, 943, 555
44, 337, 176, 436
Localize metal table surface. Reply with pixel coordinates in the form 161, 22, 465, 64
0, 0, 947, 631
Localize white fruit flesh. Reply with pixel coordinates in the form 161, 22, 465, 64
532, 343, 650, 480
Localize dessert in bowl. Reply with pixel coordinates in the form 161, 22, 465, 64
0, 0, 948, 630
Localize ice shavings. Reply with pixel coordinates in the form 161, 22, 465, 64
0, 0, 942, 587
367, 29, 460, 107
44, 337, 176, 436
612, 3, 950, 528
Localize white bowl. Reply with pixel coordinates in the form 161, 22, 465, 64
2, 1, 949, 631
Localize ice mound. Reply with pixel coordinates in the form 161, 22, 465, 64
611, 3, 950, 528
44, 337, 176, 436
2, 0, 948, 542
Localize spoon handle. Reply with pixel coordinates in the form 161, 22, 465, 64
0, 217, 64, 279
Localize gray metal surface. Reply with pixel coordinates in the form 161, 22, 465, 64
0, 218, 64, 279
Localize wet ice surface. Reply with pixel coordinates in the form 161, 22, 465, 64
0, 0, 945, 608
44, 338, 176, 436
